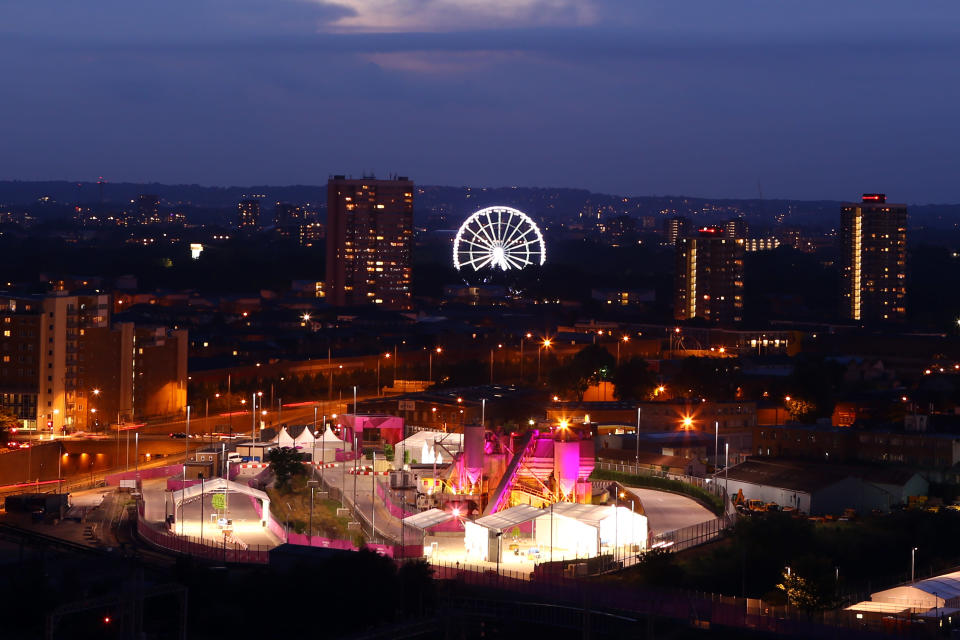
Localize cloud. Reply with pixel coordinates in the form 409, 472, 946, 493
315, 0, 597, 33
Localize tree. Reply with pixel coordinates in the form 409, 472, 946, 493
776, 555, 841, 613
0, 408, 18, 443
612, 357, 657, 401
571, 344, 616, 384
549, 345, 615, 401
549, 363, 590, 401
265, 446, 305, 490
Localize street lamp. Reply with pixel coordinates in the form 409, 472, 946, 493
521, 332, 533, 377
428, 346, 442, 385
489, 344, 502, 385
378, 352, 390, 397
617, 335, 629, 365
538, 338, 552, 381
912, 547, 918, 583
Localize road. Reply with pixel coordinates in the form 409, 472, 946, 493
627, 487, 716, 535
316, 460, 420, 546
175, 488, 280, 549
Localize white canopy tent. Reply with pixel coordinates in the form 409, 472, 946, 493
464, 504, 542, 561
274, 427, 295, 447
871, 570, 960, 611
173, 477, 271, 526
534, 503, 647, 560
293, 426, 315, 447
307, 425, 348, 463
394, 430, 462, 466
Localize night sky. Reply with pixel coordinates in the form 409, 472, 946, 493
1, 1, 958, 202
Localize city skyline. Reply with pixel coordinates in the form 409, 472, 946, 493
2, 2, 959, 202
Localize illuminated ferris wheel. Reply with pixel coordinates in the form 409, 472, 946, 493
453, 206, 546, 272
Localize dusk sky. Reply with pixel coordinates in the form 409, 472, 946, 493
1, 1, 958, 202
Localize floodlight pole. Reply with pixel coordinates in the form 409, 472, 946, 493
372, 451, 376, 542
635, 408, 642, 473
181, 405, 190, 537
715, 420, 719, 475
724, 442, 729, 496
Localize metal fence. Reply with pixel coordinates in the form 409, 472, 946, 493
432, 563, 907, 639
592, 462, 736, 556
134, 503, 269, 564
650, 516, 727, 553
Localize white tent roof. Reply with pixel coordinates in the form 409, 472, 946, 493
395, 430, 462, 463
402, 508, 454, 531
276, 427, 295, 447
550, 503, 614, 527
173, 477, 271, 524
318, 425, 343, 445
872, 570, 960, 609
472, 504, 542, 532
293, 427, 315, 446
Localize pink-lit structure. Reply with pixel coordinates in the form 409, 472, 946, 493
338, 414, 404, 446
442, 425, 595, 516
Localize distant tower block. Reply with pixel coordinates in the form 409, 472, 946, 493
464, 424, 485, 488
553, 440, 580, 500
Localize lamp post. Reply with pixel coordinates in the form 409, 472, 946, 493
371, 451, 376, 542
521, 333, 532, 378
617, 335, 629, 365
538, 339, 551, 381
633, 407, 643, 475
715, 420, 719, 475
912, 547, 918, 583
181, 405, 190, 536
724, 442, 729, 496
428, 347, 441, 385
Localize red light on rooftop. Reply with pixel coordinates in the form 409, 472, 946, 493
862, 193, 886, 203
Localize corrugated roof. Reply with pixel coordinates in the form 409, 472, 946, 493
725, 458, 923, 493
402, 508, 454, 531
473, 504, 543, 531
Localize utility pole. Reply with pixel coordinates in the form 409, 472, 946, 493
635, 407, 642, 474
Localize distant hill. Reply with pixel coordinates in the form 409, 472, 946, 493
0, 180, 957, 230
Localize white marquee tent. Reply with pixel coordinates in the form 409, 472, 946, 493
534, 503, 647, 560
871, 570, 960, 611
173, 477, 271, 526
464, 504, 542, 561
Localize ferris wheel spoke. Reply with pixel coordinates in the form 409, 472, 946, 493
459, 253, 490, 270
473, 219, 499, 248
501, 215, 526, 247
503, 253, 527, 270
505, 235, 540, 250
504, 230, 539, 251
482, 212, 503, 243
460, 237, 495, 251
